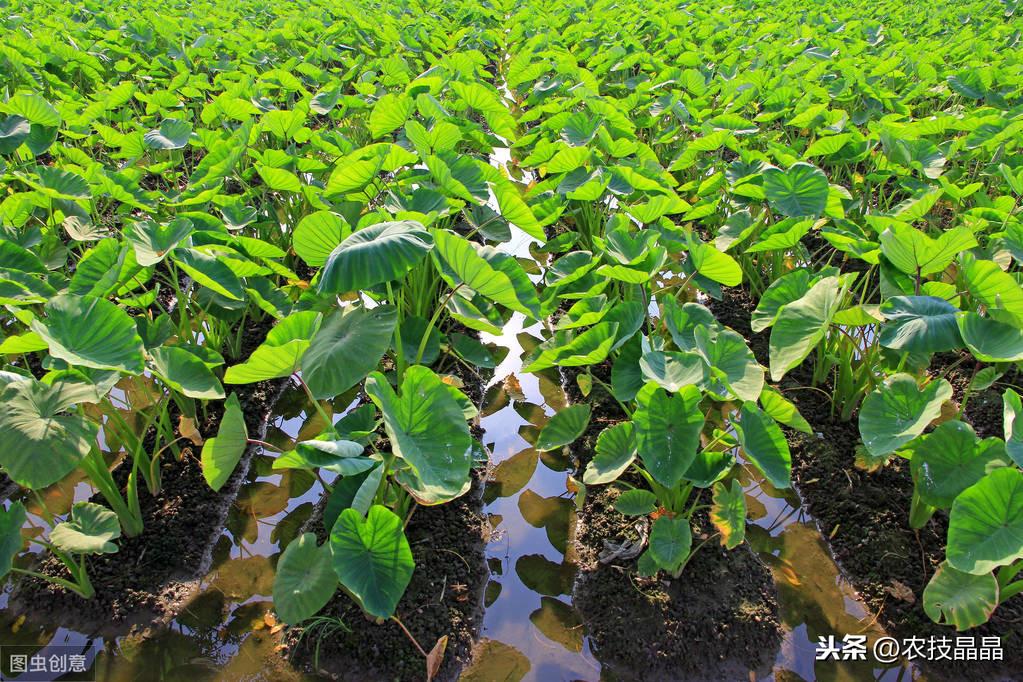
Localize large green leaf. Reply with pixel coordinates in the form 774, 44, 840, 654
172, 248, 245, 301
710, 480, 746, 549
318, 221, 433, 294
960, 254, 1023, 328
858, 374, 952, 457
639, 351, 706, 392
49, 502, 121, 554
364, 366, 471, 504
763, 162, 829, 217
273, 440, 374, 476
759, 387, 812, 434
535, 404, 590, 452
0, 379, 96, 489
768, 275, 848, 381
583, 422, 636, 485
224, 311, 321, 384
879, 296, 963, 354
523, 323, 619, 373
924, 562, 999, 631
125, 218, 193, 266
634, 383, 704, 488
330, 505, 414, 619
648, 515, 692, 574
910, 420, 1011, 508
273, 532, 338, 624
432, 229, 540, 317
149, 346, 225, 400
0, 502, 26, 579
694, 327, 763, 402
32, 295, 145, 373
293, 211, 347, 267
369, 93, 414, 139
735, 401, 791, 489
144, 119, 192, 150
201, 393, 249, 492
302, 305, 396, 400
959, 313, 1023, 362
947, 467, 1023, 575
880, 224, 976, 277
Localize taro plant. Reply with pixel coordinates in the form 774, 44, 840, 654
0, 501, 121, 599
859, 378, 1023, 630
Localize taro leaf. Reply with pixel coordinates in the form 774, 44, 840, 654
769, 275, 848, 381
858, 374, 952, 457
633, 383, 704, 488
763, 162, 829, 218
880, 225, 976, 277
293, 211, 347, 268
694, 326, 763, 402
960, 255, 1023, 329
49, 502, 120, 555
923, 562, 998, 631
5, 93, 60, 127
959, 313, 1023, 362
752, 269, 817, 333
273, 533, 337, 625
432, 229, 540, 318
535, 404, 590, 452
172, 248, 245, 301
0, 502, 26, 578
639, 350, 706, 392
684, 447, 734, 488
224, 311, 321, 383
318, 221, 433, 294
759, 387, 812, 434
735, 401, 791, 489
369, 92, 414, 139
688, 239, 742, 286
910, 421, 1010, 509
879, 296, 962, 354
128, 219, 195, 267
329, 505, 414, 619
523, 323, 618, 373
302, 305, 396, 400
610, 334, 644, 402
364, 366, 471, 505
272, 440, 373, 476
0, 116, 30, 154
1006, 390, 1023, 467
144, 119, 192, 150
31, 295, 145, 373
947, 468, 1023, 575
614, 489, 657, 516
449, 333, 496, 368
710, 480, 746, 549
663, 299, 721, 350
398, 315, 442, 366
149, 346, 225, 400
201, 393, 249, 492
583, 422, 636, 485
648, 515, 692, 574
30, 167, 91, 200
0, 379, 97, 489
325, 463, 384, 525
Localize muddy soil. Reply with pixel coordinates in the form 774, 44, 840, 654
283, 472, 489, 682
11, 318, 287, 634
711, 286, 1023, 681
564, 364, 782, 681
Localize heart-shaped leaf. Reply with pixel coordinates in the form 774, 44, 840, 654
330, 505, 414, 619
273, 533, 337, 624
49, 502, 121, 554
